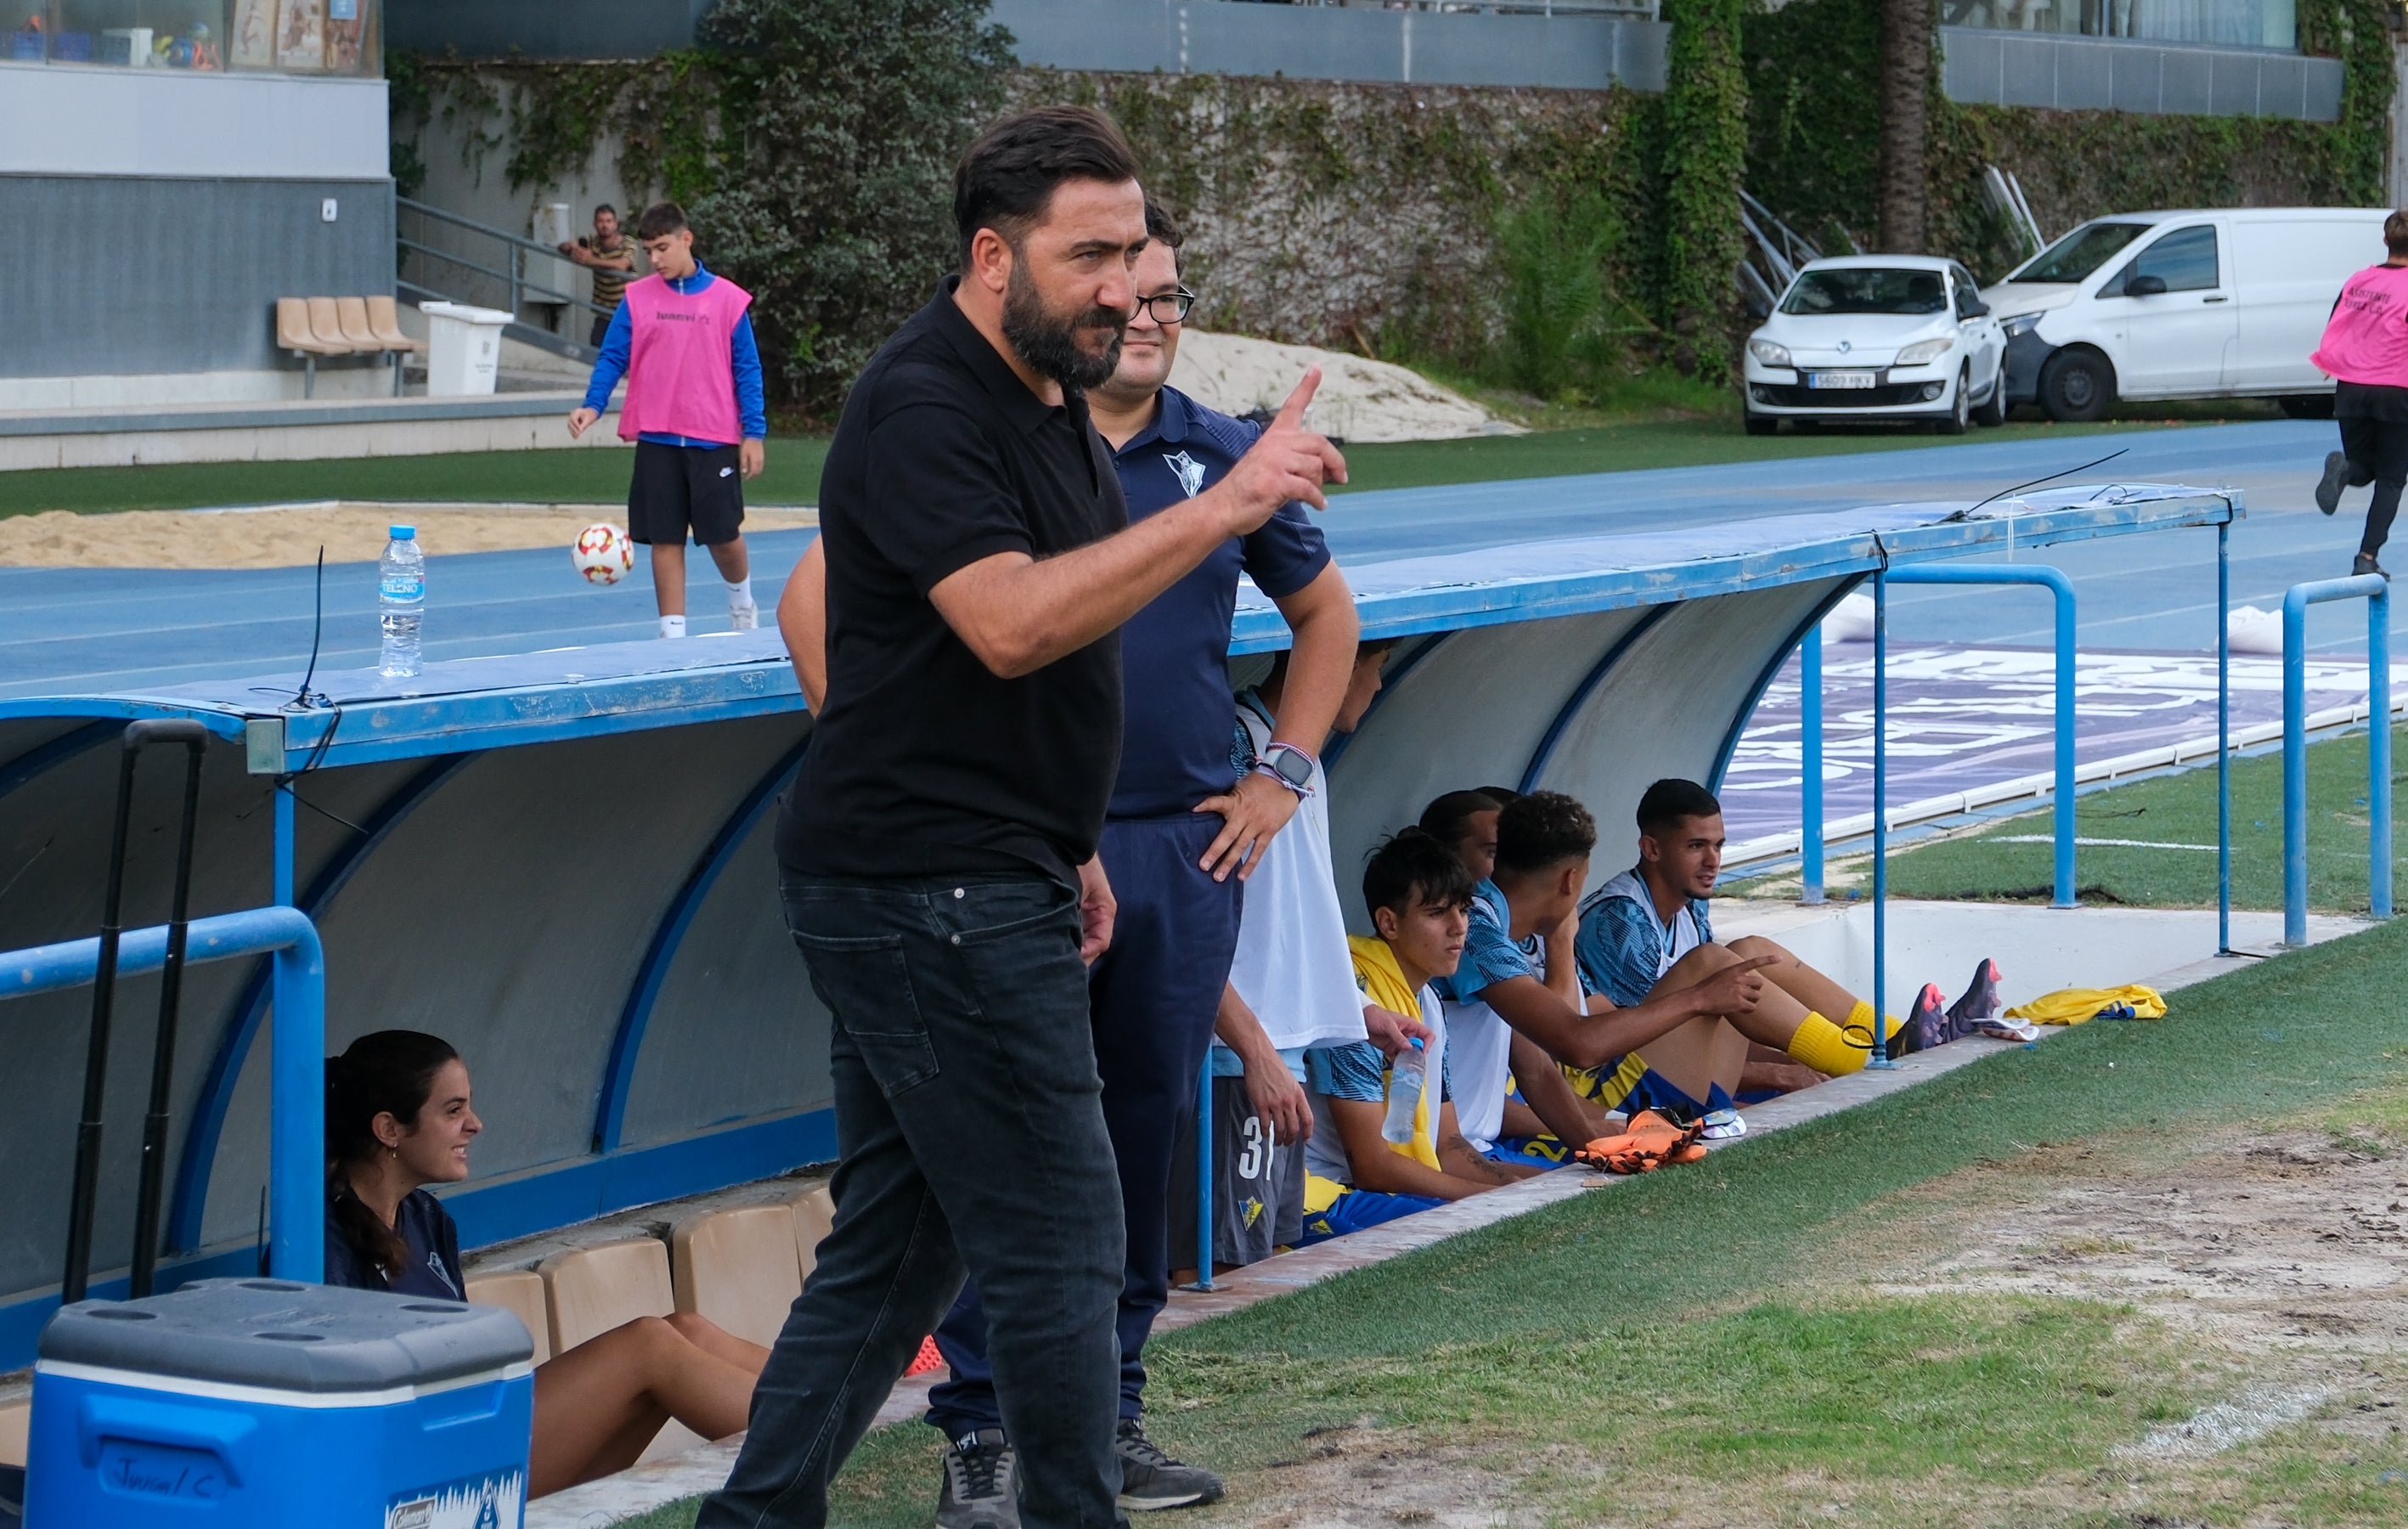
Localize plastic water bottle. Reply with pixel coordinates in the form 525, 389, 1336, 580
1380, 1038, 1427, 1145
379, 525, 425, 678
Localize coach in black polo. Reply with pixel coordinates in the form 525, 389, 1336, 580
701, 109, 1345, 1529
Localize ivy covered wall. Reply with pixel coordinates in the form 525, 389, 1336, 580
392, 0, 2397, 409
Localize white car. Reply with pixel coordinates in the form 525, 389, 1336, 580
1742, 256, 2007, 436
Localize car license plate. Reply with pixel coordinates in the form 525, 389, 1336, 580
1808, 370, 1877, 389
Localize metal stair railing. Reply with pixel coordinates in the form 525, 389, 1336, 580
397, 195, 615, 364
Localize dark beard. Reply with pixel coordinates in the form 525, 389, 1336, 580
1001, 260, 1125, 391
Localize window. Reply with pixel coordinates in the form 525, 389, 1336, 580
1940, 0, 2295, 52
1780, 268, 1950, 317
9, 0, 377, 75
2114, 225, 2219, 294
2010, 223, 2148, 285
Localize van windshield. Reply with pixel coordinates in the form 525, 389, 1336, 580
2010, 223, 2147, 284
1779, 268, 1948, 316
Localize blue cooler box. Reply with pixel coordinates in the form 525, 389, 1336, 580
26, 1278, 534, 1528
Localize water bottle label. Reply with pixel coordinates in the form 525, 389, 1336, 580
381, 574, 424, 600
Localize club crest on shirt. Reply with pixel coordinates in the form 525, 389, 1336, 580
1163, 450, 1206, 499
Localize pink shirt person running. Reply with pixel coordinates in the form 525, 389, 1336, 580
2312, 262, 2408, 387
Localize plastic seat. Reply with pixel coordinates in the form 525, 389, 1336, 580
335, 296, 382, 351
782, 1182, 836, 1279
536, 1237, 703, 1462
464, 1267, 553, 1365
670, 1205, 804, 1350
307, 296, 364, 354
0, 1394, 25, 1468
275, 296, 344, 357
366, 294, 425, 353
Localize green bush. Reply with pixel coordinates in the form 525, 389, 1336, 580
688, 0, 1014, 411
1495, 191, 1622, 401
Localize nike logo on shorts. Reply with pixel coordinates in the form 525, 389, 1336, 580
719, 466, 735, 477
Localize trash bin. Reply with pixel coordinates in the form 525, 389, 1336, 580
418, 302, 514, 398
25, 1278, 533, 1527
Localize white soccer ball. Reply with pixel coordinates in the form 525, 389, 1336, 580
572, 522, 635, 586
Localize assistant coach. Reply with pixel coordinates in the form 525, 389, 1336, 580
699, 107, 1345, 1529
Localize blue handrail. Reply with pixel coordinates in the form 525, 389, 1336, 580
2, 906, 324, 1288
2281, 574, 2392, 945
1885, 564, 2078, 908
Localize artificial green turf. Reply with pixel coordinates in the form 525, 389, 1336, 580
1884, 723, 2408, 914
2, 414, 2172, 517
0, 438, 837, 516
610, 913, 2408, 1527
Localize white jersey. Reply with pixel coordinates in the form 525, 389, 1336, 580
1594, 866, 1706, 979
1227, 697, 1367, 1051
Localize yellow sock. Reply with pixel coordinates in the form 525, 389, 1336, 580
1790, 1011, 1870, 1077
1847, 999, 1875, 1031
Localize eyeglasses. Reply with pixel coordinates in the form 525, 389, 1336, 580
1134, 287, 1197, 324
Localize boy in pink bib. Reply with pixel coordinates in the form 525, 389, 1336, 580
2310, 209, 2408, 578
569, 201, 768, 637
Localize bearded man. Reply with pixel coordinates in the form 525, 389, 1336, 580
704, 108, 1345, 1529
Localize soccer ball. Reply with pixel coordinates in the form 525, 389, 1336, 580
572, 522, 634, 585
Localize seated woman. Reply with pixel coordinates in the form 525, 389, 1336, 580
324, 1030, 770, 1498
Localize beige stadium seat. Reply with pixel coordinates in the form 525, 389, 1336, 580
275, 296, 347, 397
338, 295, 409, 396
464, 1267, 553, 1365
782, 1182, 836, 1280
537, 1236, 705, 1462
366, 294, 425, 353
671, 1205, 803, 1350
306, 296, 363, 354
0, 1394, 26, 1468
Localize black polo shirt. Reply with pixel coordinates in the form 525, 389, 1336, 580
777, 280, 1128, 887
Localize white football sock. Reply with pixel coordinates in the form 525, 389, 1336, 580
725, 574, 756, 610
659, 614, 687, 639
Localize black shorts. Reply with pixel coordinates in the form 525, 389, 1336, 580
1169, 1070, 1306, 1270
628, 439, 746, 546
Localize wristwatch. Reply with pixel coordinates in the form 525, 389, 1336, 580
1256, 742, 1317, 798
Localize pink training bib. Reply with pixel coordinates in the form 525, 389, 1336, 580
2311, 262, 2408, 387
616, 273, 753, 443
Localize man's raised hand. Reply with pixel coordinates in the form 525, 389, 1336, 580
1209, 368, 1348, 532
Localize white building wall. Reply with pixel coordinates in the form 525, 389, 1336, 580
0, 60, 388, 179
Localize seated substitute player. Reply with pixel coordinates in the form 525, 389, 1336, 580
1436, 789, 1875, 1131
1576, 778, 1997, 1109
1170, 638, 1410, 1278
1299, 829, 1525, 1243
1418, 789, 1502, 883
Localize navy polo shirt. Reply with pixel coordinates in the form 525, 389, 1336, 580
324, 1187, 465, 1300
1107, 386, 1331, 819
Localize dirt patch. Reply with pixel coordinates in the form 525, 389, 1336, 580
1198, 1422, 1540, 1529
0, 502, 819, 570
1867, 1128, 2408, 1441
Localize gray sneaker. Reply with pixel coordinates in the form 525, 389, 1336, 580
936, 1429, 1018, 1529
1114, 1417, 1223, 1511
2318, 450, 2351, 515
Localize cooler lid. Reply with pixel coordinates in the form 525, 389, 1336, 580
37, 1279, 533, 1393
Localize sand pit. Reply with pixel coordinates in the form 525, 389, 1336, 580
0, 501, 818, 570
1170, 330, 1522, 444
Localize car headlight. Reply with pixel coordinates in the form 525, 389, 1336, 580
1893, 337, 1953, 367
2000, 313, 2042, 338
1747, 338, 1792, 368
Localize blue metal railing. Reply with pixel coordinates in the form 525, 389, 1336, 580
2281, 574, 2392, 945
1, 907, 325, 1289
1885, 565, 2078, 909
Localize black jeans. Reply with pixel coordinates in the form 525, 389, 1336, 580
2340, 411, 2408, 560
927, 815, 1243, 1433
696, 873, 1125, 1529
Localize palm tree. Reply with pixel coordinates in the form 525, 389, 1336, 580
1877, 0, 1933, 253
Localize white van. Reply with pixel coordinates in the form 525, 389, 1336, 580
1980, 206, 2388, 421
